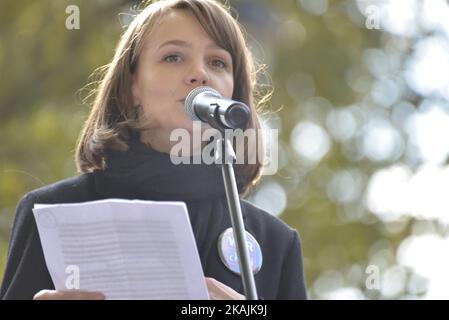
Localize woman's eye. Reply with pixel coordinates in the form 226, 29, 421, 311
163, 55, 182, 63
211, 59, 227, 69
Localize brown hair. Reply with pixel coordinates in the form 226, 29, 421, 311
75, 0, 271, 196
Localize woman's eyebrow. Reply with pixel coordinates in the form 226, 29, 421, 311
158, 39, 192, 50
157, 39, 228, 53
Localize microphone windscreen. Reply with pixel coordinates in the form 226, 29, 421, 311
184, 86, 221, 121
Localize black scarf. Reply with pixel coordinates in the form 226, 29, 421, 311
93, 131, 247, 201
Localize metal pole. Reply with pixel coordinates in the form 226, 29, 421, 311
216, 137, 258, 300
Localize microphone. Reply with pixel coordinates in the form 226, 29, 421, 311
184, 86, 251, 130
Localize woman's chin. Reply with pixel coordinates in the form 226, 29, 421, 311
177, 121, 215, 136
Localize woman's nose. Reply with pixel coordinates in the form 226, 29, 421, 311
186, 62, 209, 86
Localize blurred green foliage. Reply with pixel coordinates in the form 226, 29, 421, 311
0, 0, 126, 283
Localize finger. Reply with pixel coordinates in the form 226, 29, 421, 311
205, 278, 219, 300
62, 290, 105, 300
33, 290, 105, 300
33, 290, 60, 300
205, 277, 244, 300
205, 277, 221, 293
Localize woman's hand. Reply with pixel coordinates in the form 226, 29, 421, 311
205, 277, 245, 300
33, 279, 244, 300
33, 290, 105, 300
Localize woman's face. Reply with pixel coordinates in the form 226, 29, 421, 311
131, 9, 234, 153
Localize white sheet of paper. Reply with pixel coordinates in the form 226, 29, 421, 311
32, 199, 209, 300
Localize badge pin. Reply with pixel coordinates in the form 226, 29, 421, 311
217, 227, 263, 275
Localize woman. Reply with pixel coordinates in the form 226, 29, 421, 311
0, 0, 307, 300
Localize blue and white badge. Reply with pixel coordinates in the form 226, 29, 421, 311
217, 227, 263, 275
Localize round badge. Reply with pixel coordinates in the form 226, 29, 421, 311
217, 227, 263, 275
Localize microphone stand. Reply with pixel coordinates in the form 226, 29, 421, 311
214, 135, 258, 300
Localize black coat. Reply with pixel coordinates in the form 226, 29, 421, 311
0, 172, 307, 300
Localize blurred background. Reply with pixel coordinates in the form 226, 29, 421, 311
1, 0, 449, 299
